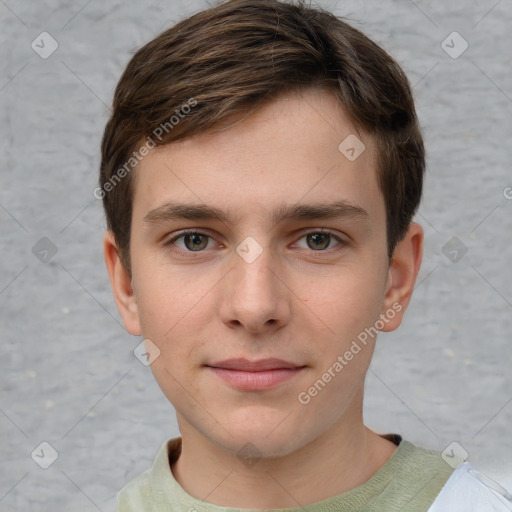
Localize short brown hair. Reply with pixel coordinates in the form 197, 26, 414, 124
100, 0, 424, 273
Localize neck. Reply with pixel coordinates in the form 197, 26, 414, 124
171, 404, 397, 508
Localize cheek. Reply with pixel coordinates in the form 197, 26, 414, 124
136, 275, 212, 403
133, 269, 222, 400
297, 265, 386, 340
133, 256, 216, 335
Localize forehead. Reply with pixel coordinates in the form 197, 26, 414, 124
132, 88, 383, 224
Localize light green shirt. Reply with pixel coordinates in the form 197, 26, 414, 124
117, 435, 454, 511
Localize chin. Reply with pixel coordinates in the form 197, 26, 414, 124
221, 431, 303, 460
211, 414, 317, 460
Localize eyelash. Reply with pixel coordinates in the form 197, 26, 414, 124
163, 229, 346, 254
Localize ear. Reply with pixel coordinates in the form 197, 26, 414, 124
103, 231, 142, 336
380, 222, 423, 332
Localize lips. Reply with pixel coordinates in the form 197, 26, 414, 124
205, 358, 306, 390
206, 358, 303, 371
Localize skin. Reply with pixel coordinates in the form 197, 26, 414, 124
104, 88, 423, 508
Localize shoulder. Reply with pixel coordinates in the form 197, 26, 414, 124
116, 468, 153, 512
386, 437, 454, 483
115, 437, 182, 512
360, 435, 455, 509
428, 462, 512, 512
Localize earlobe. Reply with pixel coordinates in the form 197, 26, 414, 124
380, 223, 423, 332
103, 231, 142, 336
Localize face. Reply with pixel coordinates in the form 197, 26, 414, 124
106, 88, 421, 459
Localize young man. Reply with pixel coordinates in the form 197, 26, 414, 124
99, 1, 512, 510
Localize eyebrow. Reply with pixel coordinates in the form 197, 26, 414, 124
143, 200, 369, 226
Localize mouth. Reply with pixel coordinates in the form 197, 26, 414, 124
205, 358, 307, 390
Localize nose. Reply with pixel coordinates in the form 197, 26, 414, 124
220, 244, 291, 335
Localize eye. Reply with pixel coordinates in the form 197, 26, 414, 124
295, 231, 342, 251
166, 231, 214, 252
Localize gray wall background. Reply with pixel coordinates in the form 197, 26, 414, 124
1, 0, 511, 510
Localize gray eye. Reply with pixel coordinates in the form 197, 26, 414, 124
306, 233, 331, 250
184, 233, 209, 251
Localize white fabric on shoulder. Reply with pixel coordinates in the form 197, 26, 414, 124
428, 462, 512, 511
